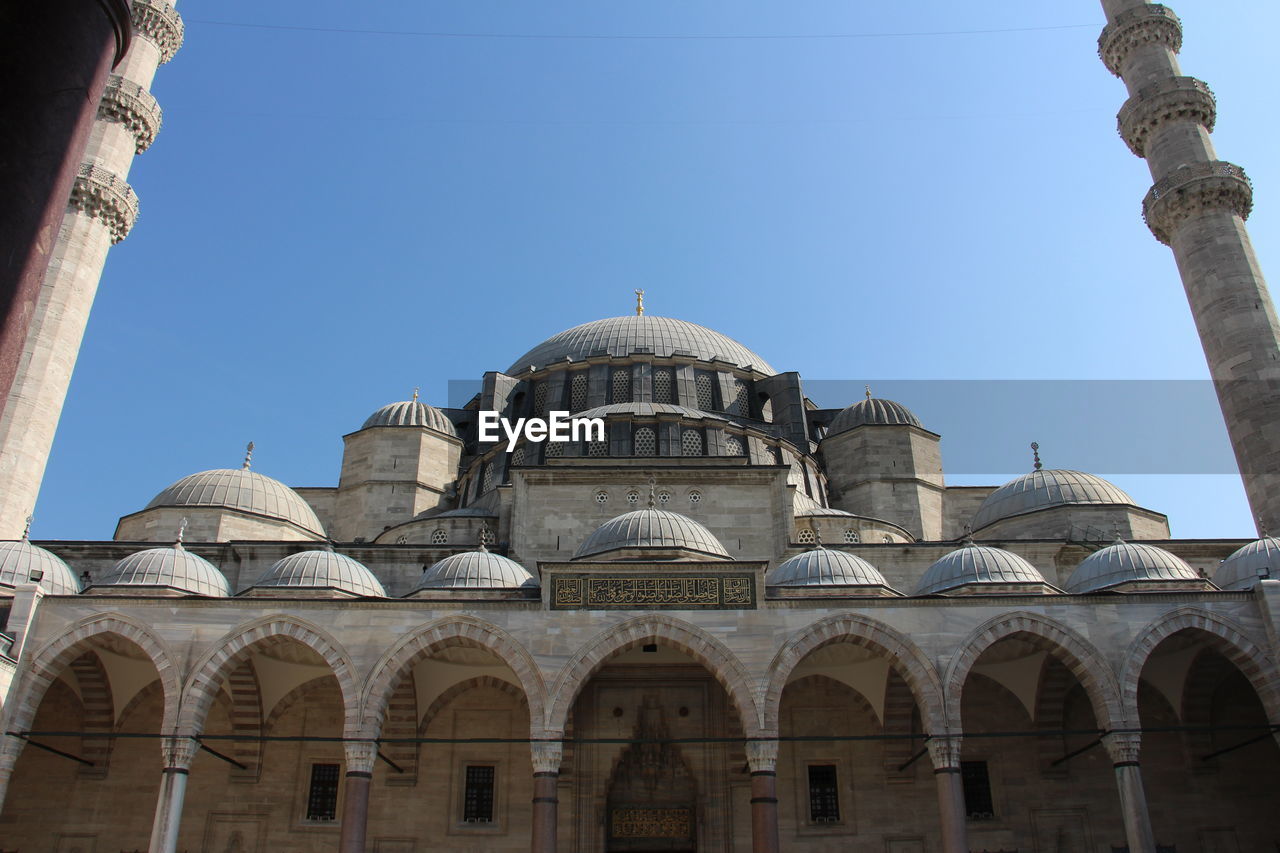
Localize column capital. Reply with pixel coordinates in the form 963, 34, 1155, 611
344, 740, 378, 775
1102, 731, 1143, 765
1142, 160, 1253, 245
745, 738, 779, 773
531, 740, 564, 775
70, 164, 138, 244
162, 735, 199, 771
130, 0, 185, 64
1098, 4, 1182, 77
99, 74, 163, 153
926, 735, 963, 771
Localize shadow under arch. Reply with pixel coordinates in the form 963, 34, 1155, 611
1120, 606, 1280, 726
765, 612, 946, 733
362, 614, 547, 739
178, 614, 360, 737
9, 613, 181, 740
943, 611, 1123, 732
547, 613, 762, 737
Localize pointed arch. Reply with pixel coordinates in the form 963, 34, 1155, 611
421, 675, 528, 734
67, 651, 114, 776
179, 615, 360, 737
943, 611, 1122, 732
9, 614, 180, 742
765, 613, 946, 733
225, 658, 263, 779
363, 615, 547, 739
1120, 607, 1280, 726
547, 614, 761, 736
264, 675, 337, 734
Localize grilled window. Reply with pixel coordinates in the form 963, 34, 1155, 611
843, 529, 860, 543
797, 528, 816, 545
532, 381, 548, 416
653, 368, 674, 404
481, 462, 494, 494
681, 429, 703, 456
510, 445, 526, 466
431, 528, 448, 544
306, 763, 340, 821
724, 435, 745, 456
611, 368, 631, 403
463, 765, 496, 823
545, 441, 565, 459
588, 435, 610, 457
634, 427, 656, 457
695, 373, 715, 410
807, 765, 840, 823
729, 378, 750, 416
569, 372, 588, 413
961, 761, 994, 820
479, 526, 495, 546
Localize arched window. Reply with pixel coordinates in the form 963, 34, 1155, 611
545, 441, 565, 459
481, 462, 494, 494
729, 379, 750, 417
569, 372, 588, 413
588, 434, 610, 457
653, 368, 674, 404
431, 528, 448, 544
634, 427, 657, 457
695, 373, 715, 410
611, 368, 631, 404
510, 445, 526, 466
724, 435, 745, 456
681, 429, 704, 456
797, 528, 816, 545
532, 381, 549, 416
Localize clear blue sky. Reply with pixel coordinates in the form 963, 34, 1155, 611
34, 0, 1279, 540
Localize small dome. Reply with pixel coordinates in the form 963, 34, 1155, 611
507, 315, 775, 375
146, 468, 325, 537
362, 399, 458, 436
916, 543, 1048, 595
574, 508, 730, 560
769, 548, 890, 588
0, 539, 81, 595
97, 545, 231, 597
1216, 536, 1280, 590
1065, 540, 1202, 594
250, 549, 386, 597
826, 397, 921, 438
972, 470, 1135, 532
414, 549, 538, 590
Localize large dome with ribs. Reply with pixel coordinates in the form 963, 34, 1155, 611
506, 315, 776, 375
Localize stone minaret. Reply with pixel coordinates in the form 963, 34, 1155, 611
0, 0, 183, 537
1099, 1, 1280, 533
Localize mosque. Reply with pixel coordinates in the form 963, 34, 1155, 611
1, 2, 1279, 853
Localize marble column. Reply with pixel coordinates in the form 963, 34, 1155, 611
148, 735, 198, 853
927, 736, 968, 853
531, 740, 563, 853
1103, 732, 1156, 853
339, 740, 377, 853
746, 739, 780, 853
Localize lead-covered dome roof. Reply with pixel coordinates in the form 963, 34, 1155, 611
97, 545, 231, 597
250, 549, 386, 597
414, 548, 538, 590
0, 538, 81, 595
1215, 536, 1280, 590
362, 399, 457, 436
1065, 540, 1202, 593
916, 543, 1048, 595
827, 397, 921, 437
574, 508, 730, 561
146, 468, 325, 537
507, 316, 775, 375
769, 548, 890, 588
972, 470, 1135, 532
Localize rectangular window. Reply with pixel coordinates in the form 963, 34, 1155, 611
961, 760, 994, 820
306, 763, 340, 821
463, 765, 496, 823
807, 764, 840, 823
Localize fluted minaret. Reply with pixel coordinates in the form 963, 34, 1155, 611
1099, 1, 1280, 534
0, 0, 184, 537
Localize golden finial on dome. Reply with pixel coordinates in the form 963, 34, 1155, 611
635, 289, 645, 316
242, 441, 255, 470
1031, 441, 1042, 472
865, 384, 872, 401
412, 387, 419, 403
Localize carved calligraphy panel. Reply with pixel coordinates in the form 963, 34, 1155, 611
610, 807, 694, 839
551, 574, 756, 610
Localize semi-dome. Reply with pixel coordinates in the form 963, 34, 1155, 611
249, 549, 386, 597
146, 468, 325, 537
414, 548, 538, 590
507, 315, 776, 375
916, 542, 1049, 595
826, 397, 921, 437
1065, 540, 1204, 593
1215, 536, 1280, 590
574, 508, 730, 561
95, 545, 231, 597
0, 538, 81, 595
769, 548, 890, 588
362, 399, 457, 436
972, 469, 1135, 532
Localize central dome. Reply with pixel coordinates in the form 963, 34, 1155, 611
507, 315, 775, 375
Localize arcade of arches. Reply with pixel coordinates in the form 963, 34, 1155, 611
0, 600, 1277, 852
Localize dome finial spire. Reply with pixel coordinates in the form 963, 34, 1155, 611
634, 289, 645, 316
809, 522, 822, 550
477, 527, 490, 552
21, 514, 33, 541
865, 384, 872, 401
961, 523, 975, 546
242, 441, 255, 470
647, 477, 657, 509
176, 516, 188, 548
1031, 441, 1042, 471
412, 387, 419, 403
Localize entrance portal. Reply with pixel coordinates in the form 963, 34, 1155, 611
605, 695, 698, 852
